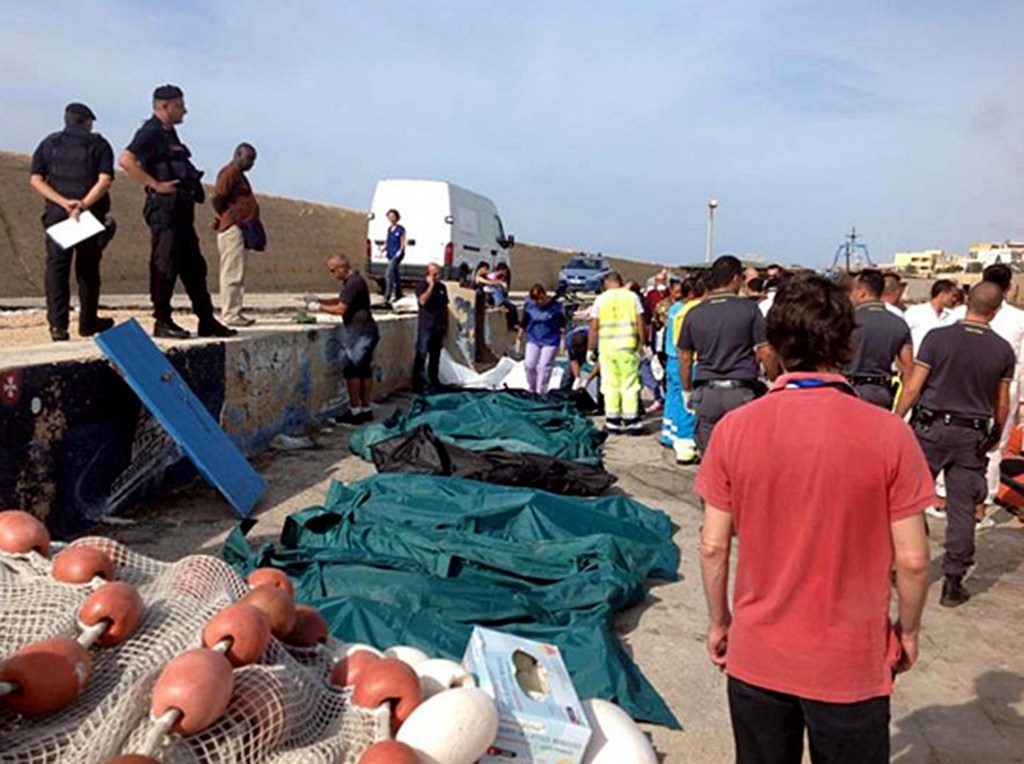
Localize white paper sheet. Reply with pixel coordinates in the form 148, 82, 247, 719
45, 210, 105, 249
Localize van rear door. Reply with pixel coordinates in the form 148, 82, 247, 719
453, 204, 485, 270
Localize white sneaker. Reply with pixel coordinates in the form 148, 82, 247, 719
925, 506, 947, 520
975, 515, 996, 532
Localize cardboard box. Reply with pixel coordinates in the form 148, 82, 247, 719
463, 627, 592, 763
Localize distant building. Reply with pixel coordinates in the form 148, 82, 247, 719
968, 241, 1024, 269
893, 249, 944, 276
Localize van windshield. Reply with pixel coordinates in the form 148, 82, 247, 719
566, 258, 602, 270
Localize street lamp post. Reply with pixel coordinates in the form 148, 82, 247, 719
704, 198, 719, 264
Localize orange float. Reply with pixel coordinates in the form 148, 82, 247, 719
329, 650, 381, 688
0, 510, 50, 556
0, 637, 93, 716
151, 649, 234, 735
352, 658, 423, 734
202, 603, 271, 667
240, 585, 296, 639
52, 546, 116, 584
246, 567, 295, 598
359, 740, 419, 763
283, 604, 328, 647
78, 582, 145, 647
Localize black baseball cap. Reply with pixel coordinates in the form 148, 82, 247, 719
65, 102, 97, 121
153, 84, 184, 101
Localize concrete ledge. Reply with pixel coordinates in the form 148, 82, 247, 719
0, 293, 511, 537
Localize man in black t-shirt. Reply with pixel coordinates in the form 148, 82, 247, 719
413, 263, 449, 394
896, 282, 1015, 608
845, 269, 913, 409
677, 255, 779, 454
309, 254, 379, 423
29, 102, 116, 341
119, 84, 234, 340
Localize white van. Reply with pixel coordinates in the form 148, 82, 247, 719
365, 179, 515, 290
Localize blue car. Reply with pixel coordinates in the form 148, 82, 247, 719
557, 255, 611, 293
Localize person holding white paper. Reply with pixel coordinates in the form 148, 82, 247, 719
29, 102, 116, 341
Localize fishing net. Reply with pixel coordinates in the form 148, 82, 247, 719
0, 537, 389, 763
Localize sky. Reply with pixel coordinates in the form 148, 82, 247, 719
1, 0, 1022, 268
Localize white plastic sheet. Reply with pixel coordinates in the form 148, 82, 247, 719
438, 349, 564, 391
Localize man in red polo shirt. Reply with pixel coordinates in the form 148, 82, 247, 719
697, 275, 933, 763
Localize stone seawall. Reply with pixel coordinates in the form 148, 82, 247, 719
0, 296, 511, 537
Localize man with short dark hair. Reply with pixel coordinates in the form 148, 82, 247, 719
846, 268, 913, 409
678, 255, 778, 454
699, 274, 932, 763
119, 84, 235, 340
904, 278, 959, 352
212, 142, 262, 326
413, 262, 449, 394
308, 254, 379, 423
759, 265, 788, 316
29, 102, 116, 341
560, 324, 596, 393
896, 282, 1015, 607
883, 272, 907, 317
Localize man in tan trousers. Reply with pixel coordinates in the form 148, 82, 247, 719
212, 143, 261, 326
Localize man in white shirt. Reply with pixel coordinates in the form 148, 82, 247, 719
883, 273, 907, 318
904, 279, 960, 352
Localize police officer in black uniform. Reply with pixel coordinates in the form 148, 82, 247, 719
29, 102, 116, 341
119, 85, 234, 339
896, 282, 1014, 607
845, 268, 913, 409
677, 255, 779, 454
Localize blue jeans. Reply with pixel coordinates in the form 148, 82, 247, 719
414, 329, 444, 393
384, 255, 403, 302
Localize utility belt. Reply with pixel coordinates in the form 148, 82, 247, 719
911, 407, 990, 431
846, 373, 892, 388
694, 378, 766, 396
150, 158, 205, 202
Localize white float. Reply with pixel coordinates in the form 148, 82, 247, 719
414, 658, 476, 698
396, 687, 498, 764
581, 698, 658, 764
384, 645, 430, 668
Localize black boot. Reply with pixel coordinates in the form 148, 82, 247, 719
940, 575, 970, 608
198, 318, 238, 338
154, 319, 191, 340
79, 317, 115, 337
50, 327, 70, 342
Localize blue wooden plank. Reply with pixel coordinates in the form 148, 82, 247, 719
95, 319, 265, 517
